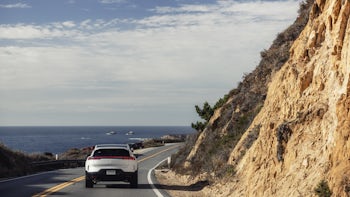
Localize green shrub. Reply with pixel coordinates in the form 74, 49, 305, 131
191, 95, 229, 132
191, 121, 207, 132
314, 180, 332, 197
225, 165, 236, 176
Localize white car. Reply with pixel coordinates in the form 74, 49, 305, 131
85, 144, 138, 188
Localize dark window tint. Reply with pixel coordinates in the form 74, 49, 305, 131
93, 149, 130, 157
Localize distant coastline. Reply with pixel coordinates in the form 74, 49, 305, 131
0, 126, 194, 154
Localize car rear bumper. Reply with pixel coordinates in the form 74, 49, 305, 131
86, 169, 136, 182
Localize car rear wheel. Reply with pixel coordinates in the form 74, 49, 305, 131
130, 171, 138, 188
85, 174, 93, 188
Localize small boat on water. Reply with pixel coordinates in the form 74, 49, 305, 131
125, 131, 134, 135
106, 131, 117, 135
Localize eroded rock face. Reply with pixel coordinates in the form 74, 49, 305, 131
178, 0, 350, 196
227, 0, 350, 196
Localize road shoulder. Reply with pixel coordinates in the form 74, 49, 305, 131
155, 169, 208, 197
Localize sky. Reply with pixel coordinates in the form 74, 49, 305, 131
0, 0, 302, 126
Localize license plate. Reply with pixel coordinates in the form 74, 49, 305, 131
106, 170, 116, 175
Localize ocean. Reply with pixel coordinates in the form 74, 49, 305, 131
0, 126, 194, 154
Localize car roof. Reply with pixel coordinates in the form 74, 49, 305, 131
94, 144, 130, 149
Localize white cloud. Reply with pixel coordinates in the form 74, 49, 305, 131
145, 0, 299, 28
0, 3, 31, 8
62, 21, 76, 28
80, 19, 91, 27
0, 25, 55, 39
152, 4, 212, 14
99, 0, 126, 4
0, 23, 83, 40
0, 0, 302, 125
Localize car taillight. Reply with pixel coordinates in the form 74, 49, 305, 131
88, 156, 135, 160
87, 156, 101, 160
108, 156, 135, 160
123, 156, 136, 160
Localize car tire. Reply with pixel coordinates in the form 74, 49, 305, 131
85, 174, 93, 188
130, 171, 138, 188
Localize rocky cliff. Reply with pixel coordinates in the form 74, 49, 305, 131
174, 0, 350, 196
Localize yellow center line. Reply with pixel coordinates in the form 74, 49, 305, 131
32, 144, 180, 197
32, 176, 85, 197
137, 144, 180, 163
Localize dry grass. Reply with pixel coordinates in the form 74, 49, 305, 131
0, 143, 34, 178
0, 143, 84, 179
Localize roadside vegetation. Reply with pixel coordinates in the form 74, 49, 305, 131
191, 95, 229, 131
314, 180, 332, 197
173, 0, 315, 178
0, 143, 53, 178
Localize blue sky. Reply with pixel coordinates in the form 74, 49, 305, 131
0, 0, 302, 126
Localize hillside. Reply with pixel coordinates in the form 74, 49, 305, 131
171, 0, 314, 175
0, 144, 85, 179
167, 0, 350, 196
0, 143, 50, 178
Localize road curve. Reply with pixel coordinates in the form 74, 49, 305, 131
0, 144, 181, 197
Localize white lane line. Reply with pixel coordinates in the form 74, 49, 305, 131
147, 157, 169, 197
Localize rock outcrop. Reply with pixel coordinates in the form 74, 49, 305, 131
229, 0, 350, 195
176, 0, 350, 196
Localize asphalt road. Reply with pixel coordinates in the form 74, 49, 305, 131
0, 144, 182, 197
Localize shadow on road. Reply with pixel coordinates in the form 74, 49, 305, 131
103, 180, 209, 192
134, 153, 143, 158
156, 180, 209, 191
0, 170, 74, 197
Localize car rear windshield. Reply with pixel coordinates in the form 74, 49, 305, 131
93, 149, 130, 157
